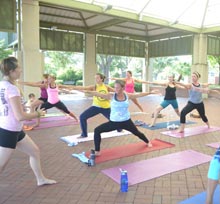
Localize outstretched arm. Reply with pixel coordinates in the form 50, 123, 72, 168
191, 86, 210, 94
60, 84, 95, 91
146, 81, 167, 86
18, 81, 47, 88
82, 90, 113, 100
133, 78, 149, 84
175, 83, 188, 89
109, 77, 126, 81
175, 81, 191, 89
192, 86, 220, 95
128, 89, 160, 99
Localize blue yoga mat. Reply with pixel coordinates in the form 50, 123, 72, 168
138, 120, 196, 130
179, 185, 220, 204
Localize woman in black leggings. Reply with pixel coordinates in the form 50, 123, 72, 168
176, 71, 210, 132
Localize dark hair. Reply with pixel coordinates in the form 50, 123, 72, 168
127, 70, 132, 76
96, 73, 106, 82
0, 57, 18, 76
193, 71, 201, 78
43, 74, 49, 79
28, 93, 35, 98
50, 74, 56, 80
115, 80, 125, 88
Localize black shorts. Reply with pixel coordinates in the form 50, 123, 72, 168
38, 97, 47, 103
0, 128, 26, 149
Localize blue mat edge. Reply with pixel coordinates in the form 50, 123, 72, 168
139, 120, 196, 130
179, 185, 220, 204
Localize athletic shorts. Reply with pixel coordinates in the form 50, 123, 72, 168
160, 99, 178, 109
208, 157, 220, 180
0, 128, 25, 149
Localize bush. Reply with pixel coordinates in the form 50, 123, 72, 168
134, 83, 142, 92
76, 80, 83, 86
56, 79, 63, 84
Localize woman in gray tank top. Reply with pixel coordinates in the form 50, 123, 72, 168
175, 71, 210, 133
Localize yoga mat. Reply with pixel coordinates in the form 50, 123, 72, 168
138, 120, 195, 130
42, 112, 65, 118
102, 150, 211, 186
24, 118, 79, 130
179, 185, 220, 204
161, 126, 220, 138
206, 142, 220, 149
24, 115, 70, 123
60, 130, 131, 146
86, 139, 175, 164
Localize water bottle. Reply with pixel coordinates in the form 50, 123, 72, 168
214, 147, 220, 162
120, 170, 128, 192
88, 149, 96, 166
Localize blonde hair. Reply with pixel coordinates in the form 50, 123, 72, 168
193, 71, 201, 78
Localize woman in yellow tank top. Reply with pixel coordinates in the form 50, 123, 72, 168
68, 73, 115, 138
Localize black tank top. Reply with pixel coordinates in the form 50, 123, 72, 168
164, 85, 176, 100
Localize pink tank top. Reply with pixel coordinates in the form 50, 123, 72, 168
125, 78, 135, 93
47, 85, 59, 104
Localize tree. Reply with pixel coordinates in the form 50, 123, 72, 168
97, 54, 135, 83
44, 51, 81, 74
208, 55, 220, 85
151, 56, 191, 81
97, 55, 113, 83
0, 39, 13, 61
44, 51, 83, 83
0, 39, 13, 79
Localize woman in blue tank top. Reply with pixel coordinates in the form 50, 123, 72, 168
206, 147, 220, 204
175, 71, 210, 133
84, 80, 158, 156
83, 80, 159, 156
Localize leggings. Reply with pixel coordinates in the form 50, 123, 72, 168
180, 101, 208, 124
94, 119, 149, 151
41, 101, 70, 114
80, 106, 110, 137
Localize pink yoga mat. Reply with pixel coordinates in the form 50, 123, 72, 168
206, 142, 220, 149
24, 118, 79, 130
102, 150, 211, 186
161, 126, 220, 138
24, 115, 69, 124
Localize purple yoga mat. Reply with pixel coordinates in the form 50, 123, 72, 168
206, 142, 220, 149
161, 126, 220, 138
102, 150, 211, 186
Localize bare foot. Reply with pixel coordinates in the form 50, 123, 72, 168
177, 128, 184, 133
147, 142, 153, 147
95, 151, 101, 156
37, 178, 57, 186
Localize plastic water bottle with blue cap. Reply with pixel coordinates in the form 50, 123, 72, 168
88, 149, 96, 166
120, 168, 128, 192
